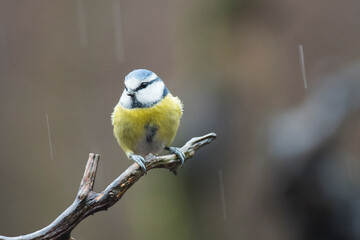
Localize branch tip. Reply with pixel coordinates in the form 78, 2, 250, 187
78, 153, 100, 199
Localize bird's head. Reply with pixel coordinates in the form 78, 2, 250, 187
119, 69, 169, 109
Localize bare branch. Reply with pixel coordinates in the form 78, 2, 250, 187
0, 133, 216, 240
78, 153, 100, 200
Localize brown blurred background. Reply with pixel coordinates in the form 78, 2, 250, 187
1, 0, 360, 239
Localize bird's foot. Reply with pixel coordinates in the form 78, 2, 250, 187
129, 154, 147, 173
165, 147, 185, 168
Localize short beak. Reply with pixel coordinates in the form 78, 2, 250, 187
126, 90, 135, 97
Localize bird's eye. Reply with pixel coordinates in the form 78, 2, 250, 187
125, 86, 128, 91
140, 82, 148, 88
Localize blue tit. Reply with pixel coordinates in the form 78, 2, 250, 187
111, 69, 184, 172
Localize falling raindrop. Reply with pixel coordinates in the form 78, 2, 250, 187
112, 0, 125, 62
298, 44, 308, 89
219, 169, 227, 220
46, 113, 54, 159
75, 0, 88, 47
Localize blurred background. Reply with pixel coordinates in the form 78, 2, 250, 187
0, 0, 360, 239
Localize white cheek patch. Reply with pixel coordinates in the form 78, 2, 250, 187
119, 90, 132, 108
136, 81, 164, 105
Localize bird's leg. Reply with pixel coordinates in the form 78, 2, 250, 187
129, 154, 147, 173
165, 147, 185, 168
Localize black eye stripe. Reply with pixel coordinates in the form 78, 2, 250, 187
140, 82, 149, 88
135, 78, 158, 91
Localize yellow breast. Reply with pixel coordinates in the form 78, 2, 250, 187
111, 94, 183, 156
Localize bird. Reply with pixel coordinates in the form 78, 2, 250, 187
111, 69, 184, 172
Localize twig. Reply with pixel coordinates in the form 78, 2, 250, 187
0, 133, 216, 240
